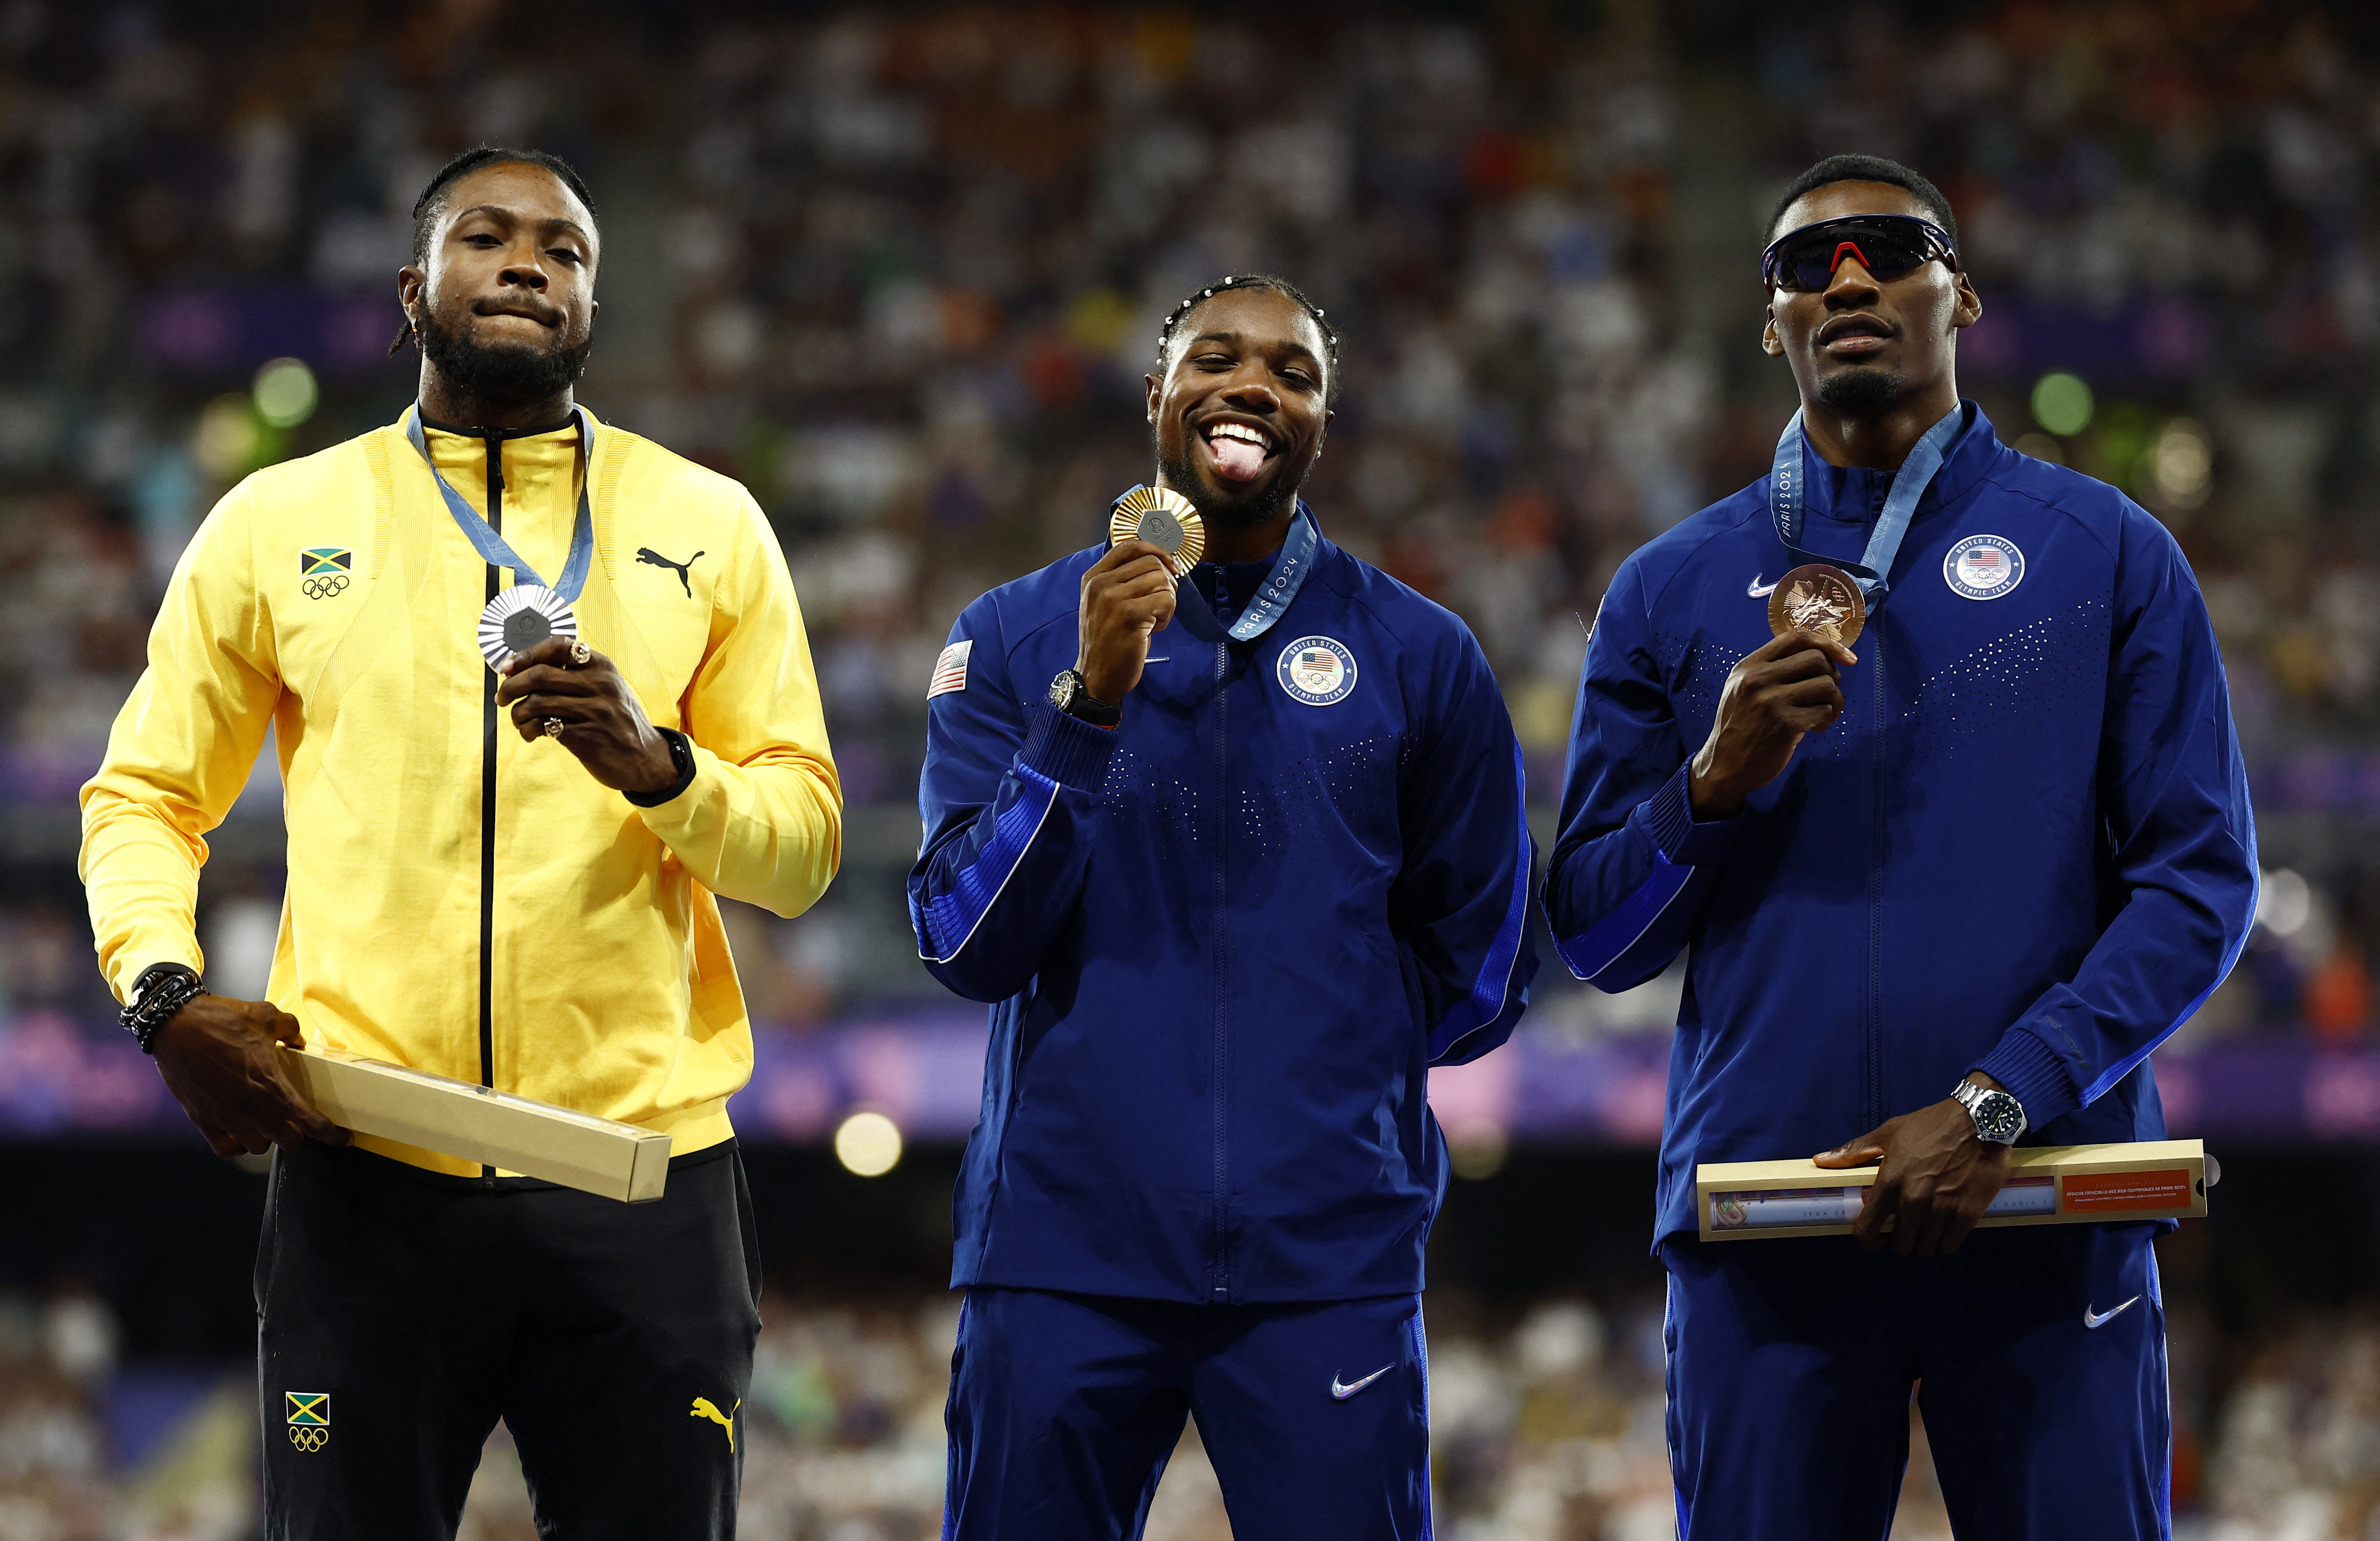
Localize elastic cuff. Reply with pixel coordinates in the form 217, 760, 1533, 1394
1972, 1030, 2081, 1127
1020, 701, 1119, 792
1640, 761, 1739, 865
623, 728, 697, 808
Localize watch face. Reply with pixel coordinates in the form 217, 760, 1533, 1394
1974, 1091, 2023, 1142
1048, 671, 1075, 710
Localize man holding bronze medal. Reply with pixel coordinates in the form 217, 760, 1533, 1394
910, 275, 1536, 1538
80, 147, 839, 1538
1543, 155, 2256, 1536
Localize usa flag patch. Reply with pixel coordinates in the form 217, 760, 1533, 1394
927, 639, 973, 699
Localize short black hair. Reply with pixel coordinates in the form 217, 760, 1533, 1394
1767, 155, 1958, 248
1155, 274, 1341, 403
409, 145, 597, 269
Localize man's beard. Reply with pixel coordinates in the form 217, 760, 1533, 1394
1154, 440, 1299, 536
419, 307, 591, 413
1815, 365, 1904, 415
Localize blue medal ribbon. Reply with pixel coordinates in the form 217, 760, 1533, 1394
1111, 491, 1321, 646
1769, 404, 1965, 605
1222, 500, 1319, 641
406, 404, 596, 603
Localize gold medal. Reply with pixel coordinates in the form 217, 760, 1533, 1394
1767, 564, 1865, 647
1109, 486, 1205, 574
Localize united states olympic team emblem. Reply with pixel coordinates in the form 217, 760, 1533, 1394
1943, 534, 2025, 600
1276, 636, 1357, 706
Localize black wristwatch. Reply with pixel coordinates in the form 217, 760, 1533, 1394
623, 727, 698, 808
121, 962, 204, 1055
1048, 669, 1121, 728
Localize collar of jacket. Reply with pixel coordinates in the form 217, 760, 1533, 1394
415, 407, 580, 440
1796, 398, 2000, 528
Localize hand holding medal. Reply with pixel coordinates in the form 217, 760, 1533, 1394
1073, 486, 1196, 707
1687, 620, 1859, 822
406, 405, 675, 794
495, 636, 679, 795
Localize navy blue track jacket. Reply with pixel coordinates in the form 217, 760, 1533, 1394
1542, 405, 2257, 1244
910, 518, 1537, 1304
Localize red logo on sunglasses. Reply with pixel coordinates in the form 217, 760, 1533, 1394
1830, 240, 1871, 275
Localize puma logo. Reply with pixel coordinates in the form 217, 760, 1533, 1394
637, 547, 704, 597
689, 1395, 739, 1450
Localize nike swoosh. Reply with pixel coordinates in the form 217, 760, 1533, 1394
1748, 575, 1778, 598
1330, 1364, 1395, 1400
2083, 1295, 2142, 1330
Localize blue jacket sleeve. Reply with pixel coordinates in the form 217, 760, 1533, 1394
1970, 505, 2258, 1123
907, 603, 1118, 1004
1393, 623, 1540, 1066
1540, 560, 1741, 992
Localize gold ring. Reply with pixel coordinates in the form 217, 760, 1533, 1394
569, 640, 592, 666
542, 718, 565, 737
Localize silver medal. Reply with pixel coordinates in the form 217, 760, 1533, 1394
477, 584, 579, 671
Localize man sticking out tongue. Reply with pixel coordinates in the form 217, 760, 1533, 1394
1205, 420, 1272, 481
910, 274, 1537, 1539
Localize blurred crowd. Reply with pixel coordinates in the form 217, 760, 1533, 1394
19, 1274, 2380, 1540
0, 1, 2369, 1043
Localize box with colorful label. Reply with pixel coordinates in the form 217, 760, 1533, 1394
1695, 1139, 2210, 1242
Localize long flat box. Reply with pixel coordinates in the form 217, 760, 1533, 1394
279, 1046, 672, 1203
1697, 1139, 2208, 1241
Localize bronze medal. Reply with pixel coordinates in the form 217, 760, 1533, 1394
1767, 564, 1865, 648
1109, 485, 1206, 574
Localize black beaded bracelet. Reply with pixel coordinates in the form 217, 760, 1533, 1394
120, 963, 203, 1055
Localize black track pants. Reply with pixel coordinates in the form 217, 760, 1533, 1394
256, 1138, 761, 1540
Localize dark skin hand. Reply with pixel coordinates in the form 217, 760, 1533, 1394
1688, 628, 1858, 819
150, 996, 348, 1158
1816, 1073, 2016, 1257
496, 636, 678, 792
1074, 539, 1181, 706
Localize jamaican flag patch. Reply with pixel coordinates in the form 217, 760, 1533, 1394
286, 1391, 329, 1451
300, 548, 352, 576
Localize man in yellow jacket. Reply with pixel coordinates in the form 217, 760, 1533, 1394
79, 145, 839, 1540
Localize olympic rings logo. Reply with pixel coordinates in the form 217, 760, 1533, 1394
302, 575, 349, 600
288, 1425, 329, 1452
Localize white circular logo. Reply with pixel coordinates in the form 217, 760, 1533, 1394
1943, 534, 2025, 600
1276, 636, 1357, 705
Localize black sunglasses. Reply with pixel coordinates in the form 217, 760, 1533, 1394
1760, 213, 1960, 292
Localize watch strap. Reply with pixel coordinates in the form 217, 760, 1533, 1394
622, 728, 698, 808
1051, 670, 1120, 728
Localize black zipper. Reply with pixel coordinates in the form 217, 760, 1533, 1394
1210, 622, 1231, 1305
1867, 626, 1886, 1131
478, 433, 503, 1104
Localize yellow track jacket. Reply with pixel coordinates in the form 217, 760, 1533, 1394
79, 407, 841, 1174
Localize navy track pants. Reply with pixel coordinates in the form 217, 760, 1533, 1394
942, 1287, 1432, 1541
1663, 1220, 2170, 1540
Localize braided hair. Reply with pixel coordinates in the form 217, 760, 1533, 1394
389, 145, 599, 355
1154, 274, 1341, 402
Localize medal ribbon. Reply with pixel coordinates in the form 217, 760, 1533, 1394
1112, 492, 1321, 646
1768, 403, 1965, 605
406, 404, 596, 602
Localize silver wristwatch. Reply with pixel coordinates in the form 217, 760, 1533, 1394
1951, 1079, 2026, 1145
